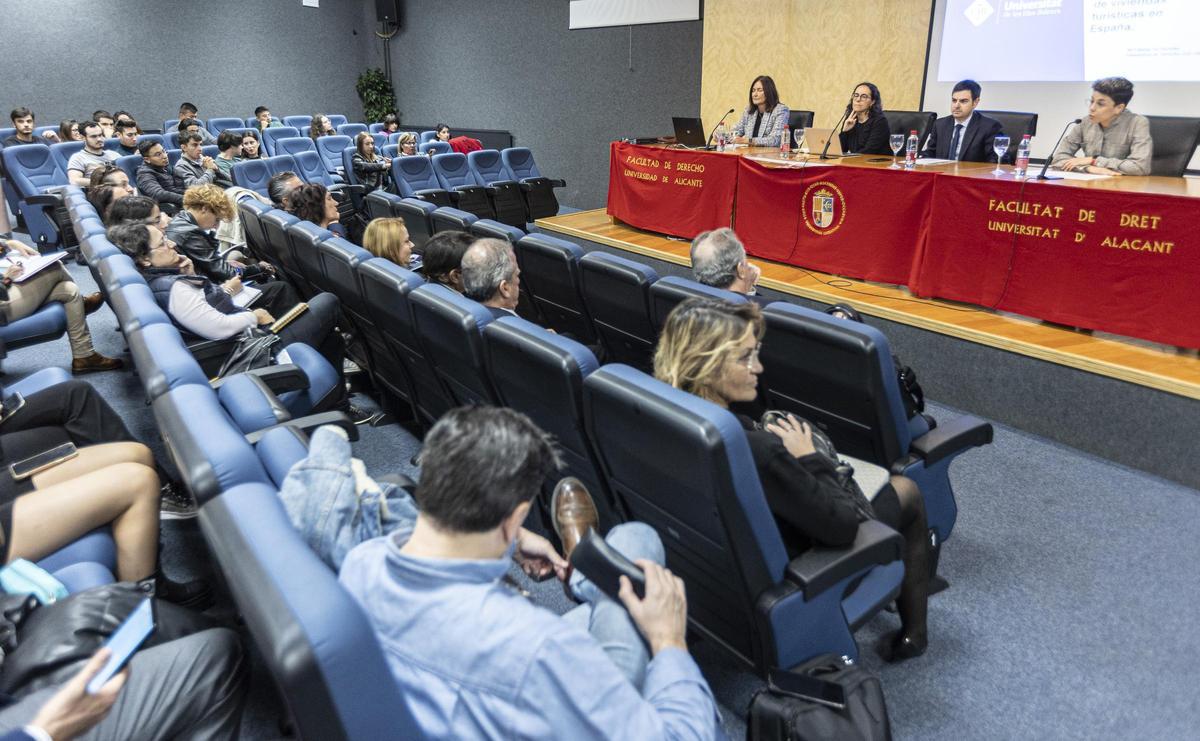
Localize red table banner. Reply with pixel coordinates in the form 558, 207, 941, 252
733, 158, 934, 285
606, 142, 738, 238
912, 175, 1200, 348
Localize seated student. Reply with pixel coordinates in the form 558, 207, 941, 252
288, 183, 343, 237
266, 171, 303, 211
690, 227, 764, 303
109, 222, 345, 377
240, 129, 262, 160
177, 102, 215, 144
135, 140, 187, 214
213, 129, 243, 180
379, 113, 399, 135
107, 195, 170, 231
253, 105, 281, 131
309, 113, 335, 142
88, 164, 135, 200
419, 230, 473, 291
922, 79, 1003, 163
3, 108, 59, 147
839, 82, 892, 155
732, 75, 790, 147
655, 298, 931, 661
113, 110, 141, 133
434, 123, 451, 142
351, 132, 392, 193
1, 238, 120, 374
174, 131, 228, 189
86, 185, 119, 221
461, 238, 520, 319
112, 119, 140, 156
1051, 76, 1152, 176
339, 406, 722, 739
362, 217, 414, 269
66, 121, 119, 187
92, 110, 115, 139
57, 119, 82, 143
164, 184, 277, 286
396, 131, 417, 157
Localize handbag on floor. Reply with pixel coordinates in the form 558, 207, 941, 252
747, 654, 892, 741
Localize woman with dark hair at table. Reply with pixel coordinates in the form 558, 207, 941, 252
732, 75, 790, 148
838, 82, 891, 155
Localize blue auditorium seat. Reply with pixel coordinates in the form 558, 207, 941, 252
36, 528, 117, 593
273, 342, 342, 416
274, 136, 316, 158
352, 258, 418, 415
358, 259, 452, 424
265, 154, 299, 180
163, 118, 203, 133
364, 191, 436, 254
107, 282, 171, 334
285, 221, 334, 298
326, 115, 348, 129
164, 132, 182, 150
649, 275, 748, 331
371, 132, 388, 151
166, 148, 182, 169
467, 149, 527, 227
114, 154, 141, 186
282, 115, 312, 130
136, 133, 165, 149
337, 123, 368, 140
339, 145, 365, 211
418, 141, 451, 156
2, 144, 67, 248
583, 364, 907, 670
262, 127, 301, 157
758, 303, 994, 549
430, 206, 478, 234
231, 158, 272, 196
206, 117, 245, 136
409, 283, 499, 407
419, 130, 437, 143
315, 135, 352, 181
200, 145, 219, 160
96, 253, 144, 294
468, 219, 523, 244
501, 147, 566, 220
125, 323, 209, 399
362, 189, 398, 221
237, 199, 272, 258
251, 426, 309, 488
368, 122, 387, 134
579, 251, 659, 369
0, 127, 17, 141
316, 237, 376, 371
391, 156, 452, 206
0, 304, 66, 360
293, 150, 337, 187
513, 234, 596, 342
259, 210, 305, 293
431, 152, 494, 219
379, 144, 399, 160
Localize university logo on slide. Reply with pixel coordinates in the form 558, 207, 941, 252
802, 182, 846, 236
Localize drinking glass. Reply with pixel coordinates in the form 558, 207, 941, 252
794, 128, 806, 154
889, 134, 905, 168
992, 135, 1010, 175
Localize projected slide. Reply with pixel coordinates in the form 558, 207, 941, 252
937, 0, 1200, 82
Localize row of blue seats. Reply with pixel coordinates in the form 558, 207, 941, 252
158, 114, 351, 136
61, 189, 411, 739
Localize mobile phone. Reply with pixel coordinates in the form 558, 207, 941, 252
0, 392, 25, 425
87, 597, 155, 694
9, 442, 78, 480
768, 666, 847, 709
569, 529, 646, 601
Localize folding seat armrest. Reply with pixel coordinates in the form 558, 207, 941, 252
25, 193, 64, 208
243, 410, 359, 445
549, 178, 566, 188
329, 183, 364, 198
783, 520, 904, 601
414, 188, 447, 201
909, 415, 994, 467
209, 363, 310, 395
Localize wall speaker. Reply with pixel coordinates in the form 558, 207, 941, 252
375, 0, 402, 27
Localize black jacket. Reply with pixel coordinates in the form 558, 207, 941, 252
922, 111, 1004, 163
164, 210, 266, 282
136, 163, 186, 206
838, 114, 891, 155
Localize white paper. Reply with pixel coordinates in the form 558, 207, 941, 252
1047, 170, 1114, 181
915, 158, 956, 166
232, 285, 262, 308
6, 251, 67, 283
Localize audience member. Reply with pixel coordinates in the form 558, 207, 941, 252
86, 185, 119, 220
112, 119, 140, 156
253, 105, 281, 131
461, 238, 520, 319
1051, 76, 1152, 176
113, 110, 140, 132
396, 132, 417, 156
362, 218, 414, 269
690, 227, 764, 303
380, 113, 399, 134
309, 113, 334, 142
88, 164, 135, 198
92, 110, 115, 139
214, 129, 243, 180
240, 129, 262, 160
164, 184, 272, 283
420, 230, 473, 291
654, 297, 931, 661
1, 239, 120, 373
4, 108, 59, 147
434, 123, 451, 142
136, 139, 186, 214
351, 132, 391, 193
57, 119, 81, 142
339, 406, 722, 739
175, 131, 227, 188
288, 183, 342, 235
65, 121, 118, 186
177, 102, 215, 144
266, 171, 302, 210
107, 195, 169, 231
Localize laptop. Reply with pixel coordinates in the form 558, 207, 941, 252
671, 117, 709, 148
802, 127, 845, 157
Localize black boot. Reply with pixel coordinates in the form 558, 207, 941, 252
150, 572, 214, 611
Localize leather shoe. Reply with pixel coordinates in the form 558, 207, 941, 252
71, 352, 124, 374
82, 292, 105, 315
551, 477, 599, 561
876, 630, 928, 663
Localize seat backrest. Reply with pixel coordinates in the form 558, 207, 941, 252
582, 364, 787, 666
238, 198, 271, 256
265, 154, 298, 178
409, 283, 499, 406
207, 117, 245, 136
135, 133, 165, 149
2, 144, 66, 197
1145, 115, 1200, 177
316, 135, 352, 175
125, 323, 207, 400
231, 159, 272, 196
430, 206, 477, 233
977, 110, 1038, 142
0, 127, 16, 142
759, 302, 911, 466
49, 141, 85, 175
201, 481, 416, 741
789, 110, 815, 129
379, 144, 399, 160
501, 147, 542, 180
286, 221, 335, 295
467, 149, 515, 184
391, 155, 443, 196
262, 127, 301, 157
513, 234, 595, 341
316, 237, 373, 319
166, 149, 182, 169
259, 210, 305, 286
340, 146, 361, 187
107, 282, 170, 334
430, 152, 479, 189
274, 136, 316, 158
419, 141, 451, 156
883, 110, 938, 146
337, 123, 368, 140
419, 130, 437, 143
579, 251, 659, 368
326, 114, 348, 128
201, 145, 219, 159
649, 276, 748, 331
163, 118, 203, 132
371, 132, 388, 151
164, 131, 182, 150
469, 219, 523, 244
282, 115, 312, 130
293, 150, 334, 186
114, 154, 142, 187
368, 122, 386, 134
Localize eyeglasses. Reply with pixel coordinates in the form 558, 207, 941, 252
851, 93, 873, 101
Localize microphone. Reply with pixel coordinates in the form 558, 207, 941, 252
821, 97, 854, 160
1035, 118, 1081, 180
705, 109, 736, 150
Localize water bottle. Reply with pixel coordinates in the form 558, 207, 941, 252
715, 123, 726, 152
1015, 135, 1032, 177
904, 130, 918, 170
780, 123, 791, 158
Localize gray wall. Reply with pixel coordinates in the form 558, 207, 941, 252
2, 0, 376, 131
373, 1, 703, 209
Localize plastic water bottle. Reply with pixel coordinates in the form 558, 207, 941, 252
780, 123, 791, 158
904, 130, 918, 170
1014, 135, 1032, 177
715, 123, 726, 152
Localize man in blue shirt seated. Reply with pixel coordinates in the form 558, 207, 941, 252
340, 406, 723, 739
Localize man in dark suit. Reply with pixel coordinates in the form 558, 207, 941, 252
462, 237, 521, 319
922, 79, 1004, 163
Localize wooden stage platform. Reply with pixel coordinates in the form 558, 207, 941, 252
536, 208, 1200, 401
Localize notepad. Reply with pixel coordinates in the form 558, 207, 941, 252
0, 251, 68, 283
231, 285, 262, 308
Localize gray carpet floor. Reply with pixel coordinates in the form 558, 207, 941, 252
4, 252, 1197, 740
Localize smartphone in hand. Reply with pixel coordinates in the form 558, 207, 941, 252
87, 598, 155, 694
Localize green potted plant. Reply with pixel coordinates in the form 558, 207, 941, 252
356, 68, 398, 124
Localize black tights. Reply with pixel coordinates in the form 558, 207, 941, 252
884, 475, 930, 642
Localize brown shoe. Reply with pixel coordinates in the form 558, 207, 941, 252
82, 292, 105, 315
71, 352, 124, 374
552, 477, 599, 561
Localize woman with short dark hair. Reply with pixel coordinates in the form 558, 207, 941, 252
289, 183, 343, 235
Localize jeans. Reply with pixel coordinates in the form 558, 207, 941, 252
562, 522, 664, 690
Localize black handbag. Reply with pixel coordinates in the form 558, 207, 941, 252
747, 654, 892, 741
758, 411, 874, 521
215, 326, 280, 379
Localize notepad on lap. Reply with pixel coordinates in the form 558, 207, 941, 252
231, 285, 262, 308
2, 251, 69, 283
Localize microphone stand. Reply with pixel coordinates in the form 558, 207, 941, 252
1035, 118, 1081, 180
705, 109, 736, 150
821, 100, 853, 160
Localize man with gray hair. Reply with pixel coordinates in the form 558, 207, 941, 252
461, 238, 521, 319
690, 227, 764, 303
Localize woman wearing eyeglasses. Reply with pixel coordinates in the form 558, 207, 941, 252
838, 82, 892, 155
731, 75, 790, 148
